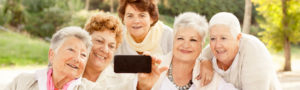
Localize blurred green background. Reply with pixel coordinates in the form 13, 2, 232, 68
0, 0, 299, 72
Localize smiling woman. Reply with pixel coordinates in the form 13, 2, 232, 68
117, 0, 173, 56
5, 26, 93, 90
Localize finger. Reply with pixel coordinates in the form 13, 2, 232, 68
200, 75, 206, 86
204, 75, 213, 86
196, 74, 202, 80
158, 66, 168, 74
143, 51, 151, 56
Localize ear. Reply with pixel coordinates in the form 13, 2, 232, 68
48, 49, 55, 63
150, 18, 154, 26
237, 33, 242, 41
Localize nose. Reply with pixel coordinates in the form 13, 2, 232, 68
182, 40, 191, 49
215, 39, 223, 49
133, 17, 141, 24
100, 44, 109, 54
73, 52, 81, 63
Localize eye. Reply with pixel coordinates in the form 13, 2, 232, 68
68, 48, 74, 52
81, 53, 87, 57
109, 44, 115, 49
177, 37, 184, 40
126, 14, 133, 18
210, 37, 215, 41
190, 39, 198, 42
140, 14, 146, 17
221, 37, 227, 40
96, 40, 103, 44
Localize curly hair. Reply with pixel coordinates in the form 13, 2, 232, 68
118, 0, 159, 26
84, 12, 123, 48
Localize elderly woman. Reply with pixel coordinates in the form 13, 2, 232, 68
5, 26, 92, 90
117, 0, 173, 56
142, 12, 236, 90
199, 12, 281, 90
80, 12, 166, 90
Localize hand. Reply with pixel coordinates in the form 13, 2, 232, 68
196, 59, 214, 86
137, 55, 168, 90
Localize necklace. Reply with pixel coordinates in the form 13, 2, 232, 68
168, 63, 193, 90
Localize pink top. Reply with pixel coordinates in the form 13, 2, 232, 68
47, 69, 74, 90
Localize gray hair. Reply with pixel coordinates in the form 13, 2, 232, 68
48, 26, 93, 67
173, 12, 208, 43
209, 12, 241, 38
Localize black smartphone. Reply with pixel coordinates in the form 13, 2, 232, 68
114, 55, 152, 73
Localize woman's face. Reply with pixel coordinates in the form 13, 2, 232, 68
50, 36, 88, 78
209, 24, 240, 64
173, 27, 203, 62
87, 30, 117, 71
123, 4, 153, 40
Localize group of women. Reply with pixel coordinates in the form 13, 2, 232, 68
6, 0, 281, 90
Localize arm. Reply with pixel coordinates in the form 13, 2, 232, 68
240, 35, 279, 90
196, 45, 215, 86
137, 55, 168, 90
199, 45, 214, 61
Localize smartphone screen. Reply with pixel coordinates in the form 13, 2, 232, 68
114, 55, 152, 73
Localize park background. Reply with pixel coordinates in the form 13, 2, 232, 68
0, 0, 299, 90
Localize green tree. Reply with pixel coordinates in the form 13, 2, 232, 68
3, 0, 26, 27
253, 0, 300, 71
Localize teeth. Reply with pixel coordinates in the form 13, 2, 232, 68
132, 26, 142, 29
217, 50, 225, 54
67, 64, 78, 69
96, 54, 105, 60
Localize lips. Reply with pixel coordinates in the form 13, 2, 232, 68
132, 26, 142, 30
180, 49, 192, 53
67, 63, 78, 69
216, 49, 226, 55
94, 52, 107, 62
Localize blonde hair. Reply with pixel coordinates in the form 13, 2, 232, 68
84, 12, 123, 48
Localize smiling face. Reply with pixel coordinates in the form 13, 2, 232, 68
173, 27, 203, 62
87, 30, 117, 71
123, 4, 153, 41
209, 24, 241, 65
49, 36, 88, 78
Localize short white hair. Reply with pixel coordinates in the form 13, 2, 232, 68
209, 12, 241, 38
173, 12, 208, 43
49, 26, 93, 67
50, 26, 93, 53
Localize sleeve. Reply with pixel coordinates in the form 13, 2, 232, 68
5, 76, 19, 90
199, 45, 214, 61
4, 73, 35, 90
240, 36, 278, 90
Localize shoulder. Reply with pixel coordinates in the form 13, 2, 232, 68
161, 23, 173, 35
14, 72, 37, 84
240, 34, 266, 50
6, 72, 38, 90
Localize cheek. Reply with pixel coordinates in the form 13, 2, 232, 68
210, 42, 216, 52
78, 61, 86, 71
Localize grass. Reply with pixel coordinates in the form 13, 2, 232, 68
0, 30, 49, 67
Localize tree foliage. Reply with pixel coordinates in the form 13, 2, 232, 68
253, 0, 300, 51
158, 0, 246, 20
